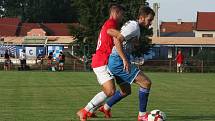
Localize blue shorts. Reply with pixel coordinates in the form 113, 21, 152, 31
108, 53, 140, 84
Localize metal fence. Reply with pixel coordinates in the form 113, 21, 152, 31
140, 59, 215, 73
0, 58, 85, 71
1, 58, 215, 73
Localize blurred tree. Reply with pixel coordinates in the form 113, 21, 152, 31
0, 1, 3, 16
194, 48, 215, 61
1, 0, 78, 22
69, 0, 110, 59
1, 0, 154, 59
70, 0, 153, 59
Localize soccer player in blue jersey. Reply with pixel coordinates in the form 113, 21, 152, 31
98, 6, 155, 121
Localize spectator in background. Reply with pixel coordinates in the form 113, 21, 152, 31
4, 50, 11, 71
36, 50, 45, 71
20, 49, 27, 70
48, 50, 55, 71
175, 50, 184, 73
36, 50, 44, 65
58, 51, 65, 71
48, 51, 53, 65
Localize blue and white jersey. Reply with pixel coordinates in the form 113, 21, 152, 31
112, 20, 140, 56
108, 21, 141, 83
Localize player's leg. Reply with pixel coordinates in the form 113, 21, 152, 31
133, 71, 152, 121
4, 65, 6, 71
59, 63, 62, 71
100, 77, 131, 118
61, 62, 64, 71
105, 80, 131, 110
77, 80, 115, 120
85, 72, 116, 111
98, 54, 140, 118
58, 63, 60, 70
8, 61, 11, 70
180, 64, 183, 73
177, 63, 180, 73
77, 66, 115, 121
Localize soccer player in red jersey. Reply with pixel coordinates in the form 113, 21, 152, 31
175, 50, 184, 73
76, 4, 128, 121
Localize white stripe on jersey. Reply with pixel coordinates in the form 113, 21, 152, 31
121, 20, 140, 41
112, 20, 140, 54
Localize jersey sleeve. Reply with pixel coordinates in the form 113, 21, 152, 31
106, 19, 117, 29
120, 21, 138, 41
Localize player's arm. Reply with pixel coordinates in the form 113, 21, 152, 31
107, 29, 124, 42
107, 28, 130, 72
113, 37, 130, 72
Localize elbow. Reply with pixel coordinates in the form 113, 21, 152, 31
107, 29, 112, 36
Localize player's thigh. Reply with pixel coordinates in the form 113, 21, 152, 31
134, 71, 152, 88
115, 76, 131, 96
93, 65, 114, 85
93, 65, 115, 96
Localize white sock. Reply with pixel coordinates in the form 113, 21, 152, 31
139, 112, 146, 116
84, 91, 107, 112
88, 105, 99, 113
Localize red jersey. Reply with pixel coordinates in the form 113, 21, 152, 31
176, 53, 183, 64
91, 18, 117, 68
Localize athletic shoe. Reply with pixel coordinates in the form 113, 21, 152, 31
138, 113, 149, 121
76, 108, 88, 121
98, 105, 111, 118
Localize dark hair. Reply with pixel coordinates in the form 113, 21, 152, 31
109, 3, 126, 13
138, 6, 155, 17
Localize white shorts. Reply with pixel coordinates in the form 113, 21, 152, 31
93, 65, 114, 85
59, 62, 64, 66
177, 63, 182, 67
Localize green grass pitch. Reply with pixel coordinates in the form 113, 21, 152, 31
0, 71, 214, 121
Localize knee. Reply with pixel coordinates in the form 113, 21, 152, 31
105, 89, 115, 97
145, 79, 152, 87
140, 79, 152, 89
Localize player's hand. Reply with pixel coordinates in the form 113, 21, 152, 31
123, 59, 130, 73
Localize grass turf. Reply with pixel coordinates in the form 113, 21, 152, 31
0, 71, 214, 121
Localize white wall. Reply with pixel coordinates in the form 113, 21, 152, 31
194, 31, 215, 37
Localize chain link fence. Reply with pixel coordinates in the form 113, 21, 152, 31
1, 57, 215, 73
140, 59, 215, 73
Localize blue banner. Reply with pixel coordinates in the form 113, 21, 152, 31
16, 46, 46, 58
48, 46, 64, 59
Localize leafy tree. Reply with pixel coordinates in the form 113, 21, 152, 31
194, 48, 215, 62
131, 27, 154, 57
69, 0, 110, 59
2, 0, 154, 59
0, 1, 3, 16
70, 0, 153, 59
1, 0, 78, 22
